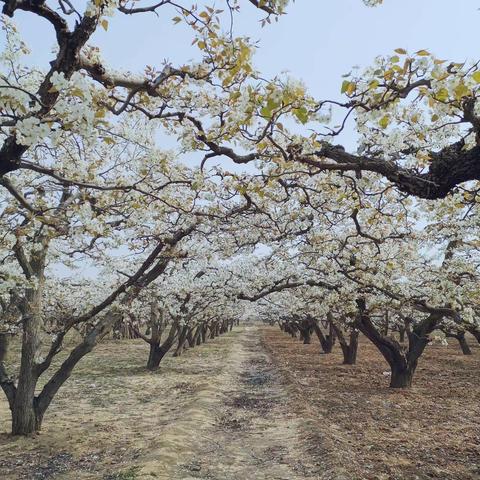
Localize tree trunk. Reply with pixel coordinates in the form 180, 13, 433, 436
11, 396, 43, 435
331, 322, 358, 365
146, 344, 167, 370
220, 319, 228, 334
186, 329, 195, 348
12, 287, 43, 435
389, 362, 415, 388
192, 325, 202, 346
355, 298, 441, 389
312, 322, 335, 353
468, 327, 480, 345
301, 326, 312, 344
341, 330, 359, 365
209, 324, 216, 339
173, 326, 189, 357
456, 333, 472, 355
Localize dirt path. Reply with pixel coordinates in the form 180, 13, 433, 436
158, 324, 322, 480
0, 325, 323, 480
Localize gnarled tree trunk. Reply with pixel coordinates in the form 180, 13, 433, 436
331, 322, 359, 365
355, 299, 442, 388
312, 316, 335, 354
147, 344, 168, 370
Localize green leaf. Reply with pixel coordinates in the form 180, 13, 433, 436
473, 71, 480, 83
260, 106, 273, 118
379, 115, 390, 129
341, 80, 350, 94
435, 88, 449, 102
293, 107, 308, 124
454, 83, 471, 100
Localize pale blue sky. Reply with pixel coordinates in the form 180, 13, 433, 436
7, 0, 480, 153
5, 1, 477, 275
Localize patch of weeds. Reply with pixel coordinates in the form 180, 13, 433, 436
104, 465, 140, 480
90, 396, 109, 407
241, 370, 272, 386
216, 412, 248, 431
228, 394, 276, 414
173, 381, 197, 394
137, 394, 153, 403
181, 459, 202, 473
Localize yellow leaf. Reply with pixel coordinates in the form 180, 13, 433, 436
383, 69, 394, 81
346, 82, 356, 95
379, 115, 390, 129
454, 82, 471, 100
472, 71, 480, 83
100, 19, 108, 31
416, 49, 430, 56
435, 87, 449, 102
394, 48, 407, 55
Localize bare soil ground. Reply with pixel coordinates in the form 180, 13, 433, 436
0, 326, 320, 479
2, 325, 479, 479
262, 326, 480, 480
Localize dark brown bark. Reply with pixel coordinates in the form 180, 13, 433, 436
457, 333, 472, 355
355, 299, 442, 388
306, 141, 480, 200
192, 325, 202, 346
201, 324, 207, 343
146, 344, 167, 370
446, 332, 472, 355
383, 311, 389, 336
331, 323, 359, 365
173, 326, 189, 357
312, 318, 335, 354
186, 329, 195, 348
299, 321, 312, 344
390, 364, 415, 388
466, 326, 480, 345
0, 333, 15, 411
398, 326, 406, 343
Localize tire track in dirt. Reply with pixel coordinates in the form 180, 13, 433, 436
0, 325, 324, 479
166, 324, 323, 480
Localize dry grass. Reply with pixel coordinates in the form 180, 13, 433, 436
2, 326, 479, 479
0, 330, 241, 479
262, 326, 480, 480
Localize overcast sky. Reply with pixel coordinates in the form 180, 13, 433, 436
4, 0, 477, 274
7, 0, 480, 153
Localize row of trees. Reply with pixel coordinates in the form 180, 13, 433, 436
1, 0, 479, 437
237, 181, 480, 388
